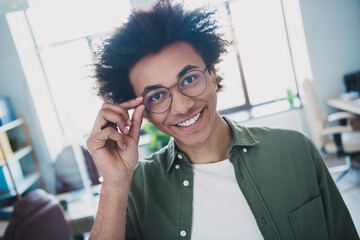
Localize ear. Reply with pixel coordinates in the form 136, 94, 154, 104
208, 65, 218, 89
209, 64, 216, 75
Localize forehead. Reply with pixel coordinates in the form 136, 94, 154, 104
129, 42, 205, 97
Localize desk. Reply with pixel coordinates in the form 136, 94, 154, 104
326, 97, 360, 115
56, 185, 101, 237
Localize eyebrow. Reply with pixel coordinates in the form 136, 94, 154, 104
141, 64, 200, 96
142, 84, 163, 96
177, 65, 199, 79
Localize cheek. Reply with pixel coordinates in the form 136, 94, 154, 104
205, 82, 218, 103
145, 112, 165, 128
143, 110, 151, 122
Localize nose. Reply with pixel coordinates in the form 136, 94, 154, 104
169, 88, 195, 115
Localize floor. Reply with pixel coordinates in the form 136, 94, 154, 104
324, 154, 360, 235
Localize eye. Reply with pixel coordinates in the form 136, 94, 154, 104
184, 76, 195, 85
180, 74, 200, 88
148, 89, 170, 103
151, 92, 164, 101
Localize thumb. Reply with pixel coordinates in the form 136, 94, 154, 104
128, 104, 146, 143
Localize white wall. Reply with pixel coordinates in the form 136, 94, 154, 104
0, 16, 55, 192
299, 0, 360, 113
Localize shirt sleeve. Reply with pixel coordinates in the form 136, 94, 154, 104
308, 138, 359, 239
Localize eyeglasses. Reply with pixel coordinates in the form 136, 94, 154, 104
142, 68, 208, 114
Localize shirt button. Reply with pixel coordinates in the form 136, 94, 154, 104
261, 216, 267, 225
177, 154, 183, 159
175, 164, 180, 169
183, 180, 189, 187
180, 230, 187, 237
243, 147, 248, 153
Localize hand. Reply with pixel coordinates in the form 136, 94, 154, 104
87, 97, 145, 185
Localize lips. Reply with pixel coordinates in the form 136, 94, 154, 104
176, 111, 202, 127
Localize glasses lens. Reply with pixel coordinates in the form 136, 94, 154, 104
179, 71, 206, 97
143, 87, 172, 113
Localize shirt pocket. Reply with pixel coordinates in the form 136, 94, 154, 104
288, 195, 329, 240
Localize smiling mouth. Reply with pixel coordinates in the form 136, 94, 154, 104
177, 111, 202, 127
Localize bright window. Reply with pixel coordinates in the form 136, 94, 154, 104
229, 0, 297, 105
39, 39, 101, 137
23, 0, 131, 139
26, 0, 130, 46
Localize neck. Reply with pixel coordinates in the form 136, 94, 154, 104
176, 114, 233, 164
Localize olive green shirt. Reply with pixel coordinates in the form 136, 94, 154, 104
126, 117, 358, 240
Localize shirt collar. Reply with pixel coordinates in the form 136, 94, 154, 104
165, 116, 259, 172
166, 137, 176, 172
223, 116, 259, 147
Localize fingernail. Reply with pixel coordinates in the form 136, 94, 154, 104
135, 96, 142, 101
124, 127, 129, 134
122, 144, 126, 150
127, 118, 132, 125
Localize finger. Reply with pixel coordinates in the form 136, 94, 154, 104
90, 98, 143, 140
100, 110, 129, 134
99, 98, 143, 129
118, 97, 143, 129
118, 96, 143, 110
128, 104, 146, 143
101, 102, 131, 123
91, 108, 128, 136
89, 127, 126, 151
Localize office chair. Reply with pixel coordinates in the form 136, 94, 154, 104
2, 189, 71, 240
302, 79, 360, 182
55, 145, 101, 194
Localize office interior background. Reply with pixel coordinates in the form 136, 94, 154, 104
0, 0, 359, 237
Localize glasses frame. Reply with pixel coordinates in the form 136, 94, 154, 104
142, 67, 209, 114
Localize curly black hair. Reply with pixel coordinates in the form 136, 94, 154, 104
93, 0, 228, 104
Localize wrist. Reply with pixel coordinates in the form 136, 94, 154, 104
101, 175, 133, 195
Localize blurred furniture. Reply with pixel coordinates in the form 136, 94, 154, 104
0, 117, 43, 208
344, 70, 360, 93
55, 145, 100, 194
1, 189, 71, 240
55, 184, 101, 237
326, 97, 360, 115
302, 79, 360, 182
54, 145, 101, 238
0, 185, 101, 239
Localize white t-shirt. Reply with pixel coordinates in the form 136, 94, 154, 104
191, 159, 263, 240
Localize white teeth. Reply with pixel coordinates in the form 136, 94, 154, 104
177, 112, 201, 127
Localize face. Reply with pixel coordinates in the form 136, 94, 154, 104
129, 42, 219, 148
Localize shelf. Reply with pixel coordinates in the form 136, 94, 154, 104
0, 204, 13, 219
0, 118, 24, 133
0, 146, 32, 166
0, 172, 40, 208
17, 172, 40, 194
0, 117, 43, 212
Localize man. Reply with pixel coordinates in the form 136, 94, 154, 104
87, 1, 358, 239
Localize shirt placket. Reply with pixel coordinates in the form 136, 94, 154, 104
175, 152, 193, 240
230, 146, 281, 240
